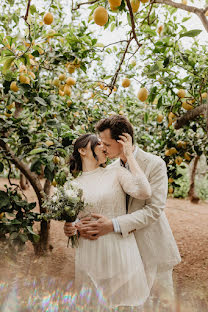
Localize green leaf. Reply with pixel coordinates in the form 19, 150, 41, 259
2, 56, 16, 75
0, 162, 4, 172
144, 112, 148, 123
10, 232, 19, 240
127, 13, 131, 27
157, 96, 163, 109
34, 97, 47, 106
19, 233, 28, 243
179, 29, 202, 39
33, 234, 40, 243
26, 226, 36, 235
44, 165, 54, 181
110, 23, 116, 32
143, 25, 157, 37
30, 4, 37, 14
29, 148, 48, 155
149, 86, 157, 103
0, 191, 10, 209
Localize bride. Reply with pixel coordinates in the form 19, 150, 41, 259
65, 132, 151, 310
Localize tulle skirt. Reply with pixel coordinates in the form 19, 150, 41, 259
75, 232, 150, 309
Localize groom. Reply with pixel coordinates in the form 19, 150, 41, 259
64, 115, 181, 308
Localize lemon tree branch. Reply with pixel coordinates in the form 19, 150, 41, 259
109, 33, 134, 94
174, 104, 208, 130
153, 0, 208, 32
24, 0, 32, 21
72, 0, 100, 11
0, 138, 44, 210
126, 0, 142, 47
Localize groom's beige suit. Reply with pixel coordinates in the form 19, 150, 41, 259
111, 146, 181, 305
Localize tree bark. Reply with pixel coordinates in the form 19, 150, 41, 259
20, 172, 29, 190
188, 155, 200, 203
153, 0, 208, 33
0, 139, 51, 254
174, 104, 208, 129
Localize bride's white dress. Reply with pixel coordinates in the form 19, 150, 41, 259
74, 166, 150, 309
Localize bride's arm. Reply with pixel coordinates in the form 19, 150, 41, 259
116, 134, 151, 200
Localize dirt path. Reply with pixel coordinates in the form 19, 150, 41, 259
0, 178, 208, 311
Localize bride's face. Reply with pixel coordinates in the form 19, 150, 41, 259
94, 141, 107, 164
84, 140, 107, 165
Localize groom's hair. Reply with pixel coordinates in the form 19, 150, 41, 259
95, 115, 134, 144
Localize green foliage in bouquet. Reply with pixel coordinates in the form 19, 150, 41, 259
39, 181, 86, 247
0, 186, 40, 254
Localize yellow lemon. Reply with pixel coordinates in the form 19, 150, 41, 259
108, 0, 121, 6
137, 87, 148, 102
157, 25, 163, 35
177, 89, 186, 98
53, 156, 60, 164
156, 114, 163, 123
175, 156, 183, 165
122, 78, 131, 88
64, 85, 72, 96
45, 140, 54, 146
93, 7, 108, 26
130, 0, 140, 13
165, 149, 171, 156
53, 79, 60, 87
168, 186, 174, 194
182, 101, 193, 110
201, 92, 207, 99
43, 12, 54, 25
66, 77, 76, 86
67, 65, 75, 74
10, 81, 19, 92
59, 73, 66, 81
168, 178, 174, 183
169, 147, 177, 155
51, 180, 57, 187
184, 152, 191, 161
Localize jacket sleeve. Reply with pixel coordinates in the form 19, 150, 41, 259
116, 158, 168, 238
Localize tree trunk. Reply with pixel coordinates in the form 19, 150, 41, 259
20, 172, 29, 190
0, 138, 51, 255
188, 155, 200, 203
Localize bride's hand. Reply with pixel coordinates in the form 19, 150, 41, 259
117, 133, 134, 158
64, 222, 77, 237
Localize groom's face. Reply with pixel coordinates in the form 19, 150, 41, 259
99, 129, 123, 159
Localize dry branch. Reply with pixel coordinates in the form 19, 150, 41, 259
72, 0, 100, 10
174, 104, 208, 129
0, 139, 44, 210
153, 0, 208, 32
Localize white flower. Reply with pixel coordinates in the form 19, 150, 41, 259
65, 189, 76, 198
52, 195, 58, 202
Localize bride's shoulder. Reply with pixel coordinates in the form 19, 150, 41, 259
106, 159, 120, 169
105, 160, 121, 175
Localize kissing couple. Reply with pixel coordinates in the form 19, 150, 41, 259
64, 115, 181, 311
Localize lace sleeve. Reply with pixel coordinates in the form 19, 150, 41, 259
116, 167, 151, 200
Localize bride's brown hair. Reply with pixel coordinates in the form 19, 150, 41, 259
70, 134, 99, 174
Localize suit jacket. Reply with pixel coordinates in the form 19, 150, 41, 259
112, 146, 181, 271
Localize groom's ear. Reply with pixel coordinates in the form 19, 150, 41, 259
78, 148, 86, 156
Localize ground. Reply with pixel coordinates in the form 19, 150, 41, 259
0, 177, 208, 311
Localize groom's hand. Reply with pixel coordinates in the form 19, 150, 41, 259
75, 213, 114, 240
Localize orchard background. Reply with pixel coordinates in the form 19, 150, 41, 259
0, 0, 208, 310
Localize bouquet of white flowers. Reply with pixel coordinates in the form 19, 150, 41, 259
40, 180, 86, 247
